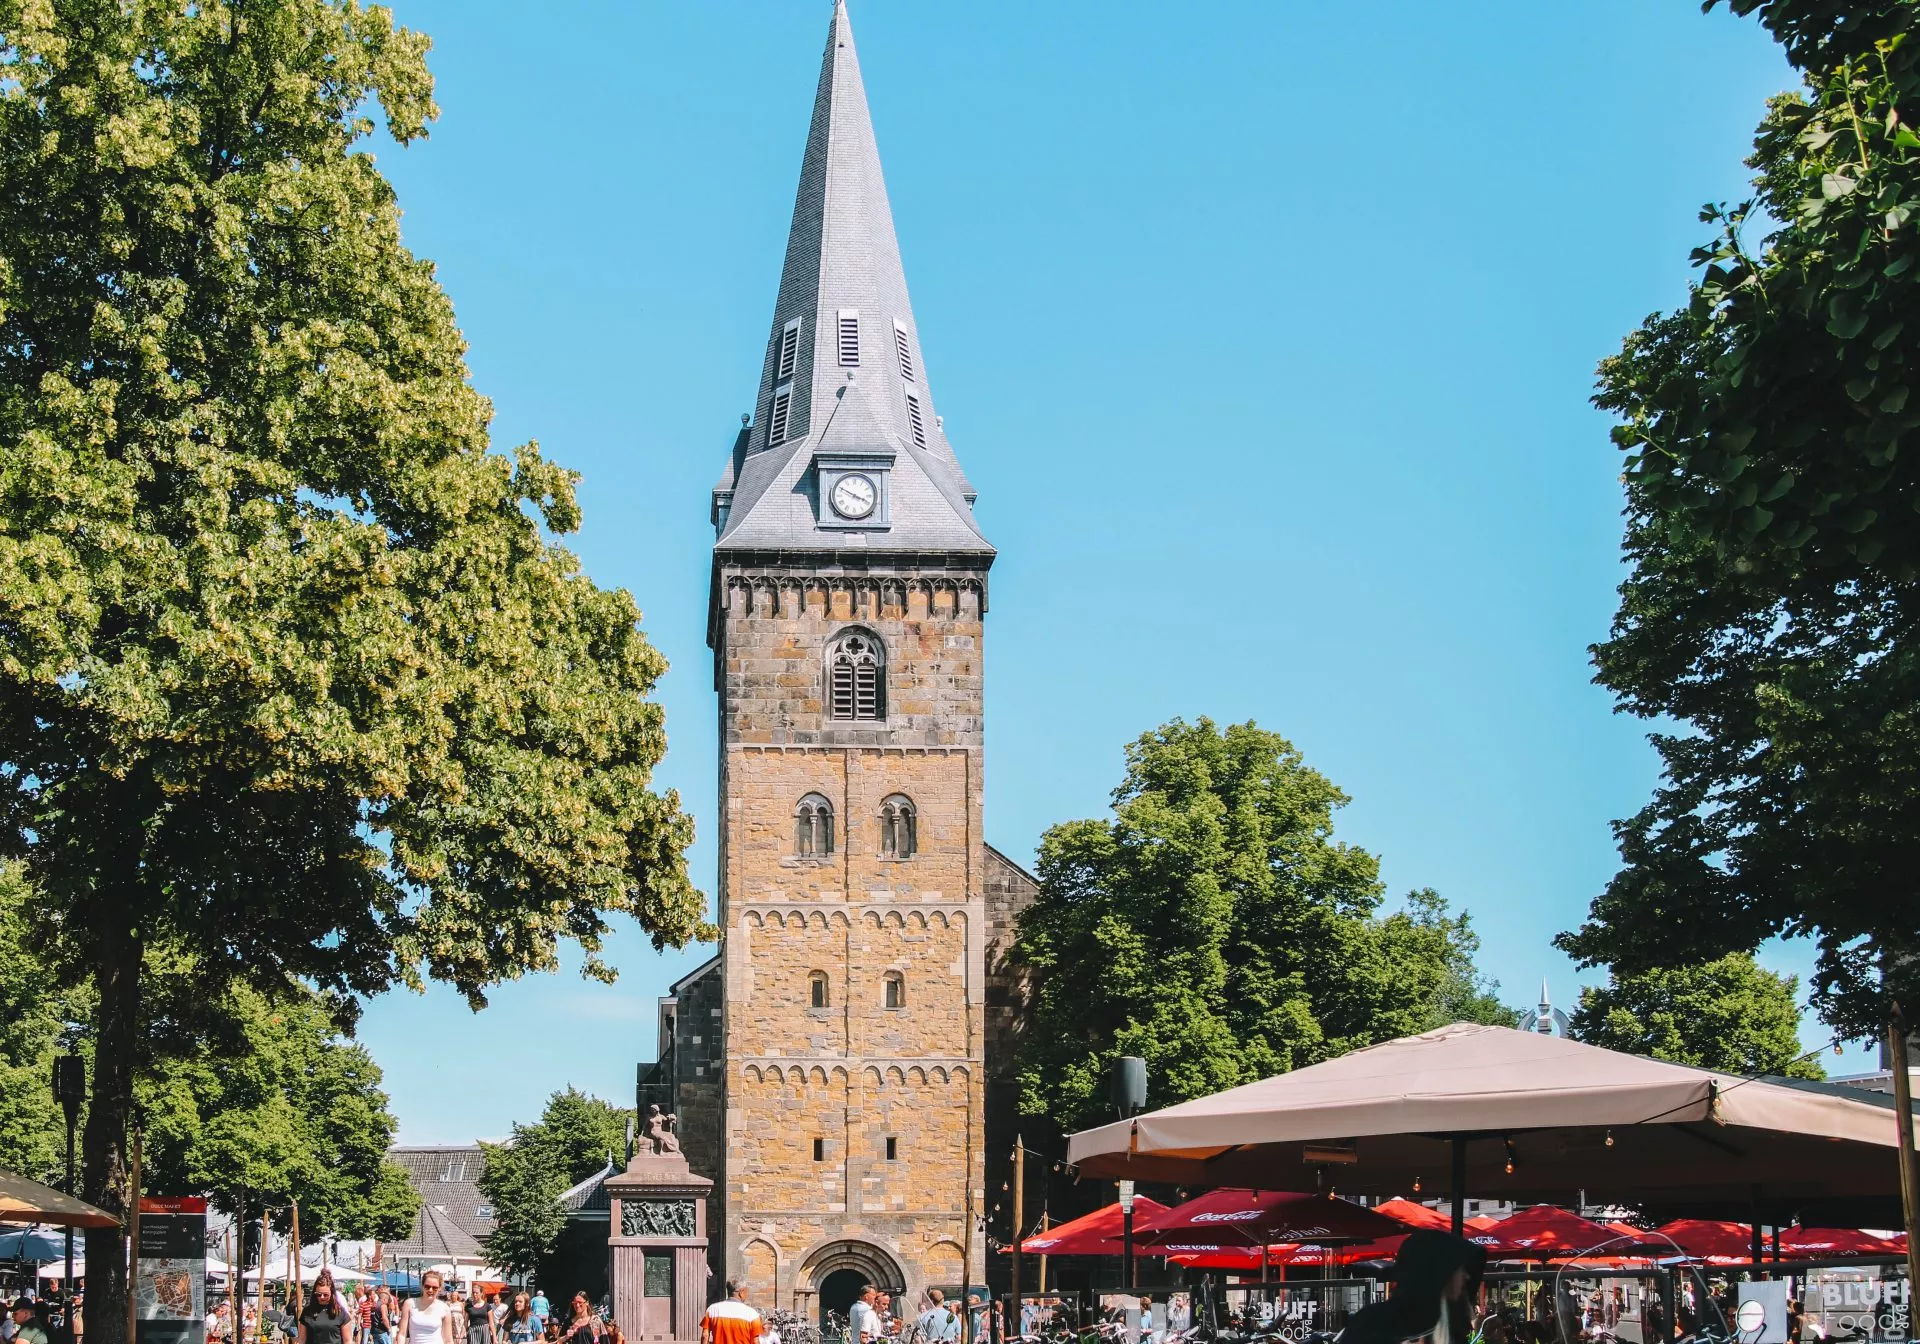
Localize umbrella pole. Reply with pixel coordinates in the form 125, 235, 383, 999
1449, 1138, 1466, 1237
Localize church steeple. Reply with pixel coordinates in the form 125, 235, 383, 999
712, 0, 991, 558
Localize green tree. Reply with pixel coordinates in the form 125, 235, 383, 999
477, 1088, 631, 1283
140, 982, 422, 1242
1569, 953, 1824, 1079
0, 863, 82, 1185
3, 867, 419, 1240
1556, 0, 1920, 1043
0, 4, 704, 1332
1013, 718, 1512, 1133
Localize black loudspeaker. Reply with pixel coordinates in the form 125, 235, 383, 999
51, 1055, 84, 1104
1110, 1056, 1147, 1118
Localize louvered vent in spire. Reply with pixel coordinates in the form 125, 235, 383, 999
893, 322, 914, 381
904, 394, 927, 449
838, 311, 861, 367
777, 319, 801, 381
768, 385, 794, 446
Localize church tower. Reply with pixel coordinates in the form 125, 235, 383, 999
699, 0, 1002, 1315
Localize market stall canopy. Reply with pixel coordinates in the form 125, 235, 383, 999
1653, 1220, 1903, 1263
241, 1262, 374, 1283
1066, 1024, 1908, 1218
1136, 1190, 1406, 1248
0, 1168, 119, 1229
1470, 1205, 1659, 1259
1017, 1197, 1170, 1256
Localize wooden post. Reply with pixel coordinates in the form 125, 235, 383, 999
1036, 1214, 1050, 1299
1888, 1008, 1920, 1298
1010, 1138, 1024, 1341
1450, 1138, 1467, 1237
227, 1220, 239, 1341
962, 1180, 974, 1344
125, 1124, 143, 1344
254, 1216, 270, 1344
290, 1203, 302, 1316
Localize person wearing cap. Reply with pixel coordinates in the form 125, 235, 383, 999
11, 1300, 52, 1344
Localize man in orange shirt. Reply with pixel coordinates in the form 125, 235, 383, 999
700, 1284, 764, 1344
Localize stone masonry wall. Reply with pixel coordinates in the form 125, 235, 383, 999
714, 563, 989, 1311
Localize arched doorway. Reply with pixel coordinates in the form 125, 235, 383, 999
817, 1269, 867, 1325
799, 1239, 907, 1326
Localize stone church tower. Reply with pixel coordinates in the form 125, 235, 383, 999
638, 1, 1037, 1320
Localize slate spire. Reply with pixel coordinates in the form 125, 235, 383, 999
713, 0, 991, 557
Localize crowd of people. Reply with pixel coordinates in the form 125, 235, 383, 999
202, 1272, 631, 1344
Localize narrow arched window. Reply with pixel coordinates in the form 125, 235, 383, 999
883, 971, 904, 1010
879, 795, 917, 859
827, 629, 885, 721
795, 793, 835, 857
809, 971, 830, 1009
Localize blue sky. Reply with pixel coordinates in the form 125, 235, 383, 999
351, 0, 1867, 1143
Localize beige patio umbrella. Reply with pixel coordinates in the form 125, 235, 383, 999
1066, 1024, 1908, 1226
0, 1166, 120, 1228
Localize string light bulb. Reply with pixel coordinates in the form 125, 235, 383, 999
1605, 1130, 1614, 1147
1504, 1138, 1517, 1175
1413, 1176, 1422, 1193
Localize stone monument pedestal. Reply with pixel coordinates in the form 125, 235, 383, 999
607, 1145, 713, 1344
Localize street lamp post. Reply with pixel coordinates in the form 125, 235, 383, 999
51, 1054, 86, 1321
1108, 1058, 1147, 1298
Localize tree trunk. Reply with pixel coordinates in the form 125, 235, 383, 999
83, 919, 144, 1344
1888, 1006, 1920, 1309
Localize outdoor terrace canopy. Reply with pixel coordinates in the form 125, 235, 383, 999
0, 1166, 118, 1229
1065, 1024, 1909, 1221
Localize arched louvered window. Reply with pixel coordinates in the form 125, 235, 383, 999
795, 793, 835, 857
827, 629, 885, 721
879, 795, 917, 860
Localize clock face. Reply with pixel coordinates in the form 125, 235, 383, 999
829, 473, 878, 520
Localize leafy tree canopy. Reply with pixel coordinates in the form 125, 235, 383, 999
1013, 718, 1513, 1133
477, 1088, 631, 1282
0, 865, 418, 1241
1568, 952, 1825, 1079
1557, 0, 1920, 1039
0, 1, 704, 1331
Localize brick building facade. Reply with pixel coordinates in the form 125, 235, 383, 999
636, 1, 1037, 1319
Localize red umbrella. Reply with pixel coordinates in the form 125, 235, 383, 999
1653, 1220, 1901, 1263
1470, 1206, 1657, 1259
1781, 1227, 1903, 1257
1376, 1199, 1455, 1231
1136, 1190, 1406, 1248
1018, 1197, 1170, 1256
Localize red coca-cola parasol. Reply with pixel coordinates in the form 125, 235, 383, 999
1653, 1219, 1903, 1264
1470, 1205, 1660, 1259
1017, 1196, 1171, 1256
1136, 1189, 1406, 1248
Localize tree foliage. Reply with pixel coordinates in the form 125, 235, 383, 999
0, 3, 703, 1330
1569, 952, 1824, 1079
1558, 0, 1920, 1039
1, 864, 418, 1240
477, 1088, 631, 1282
0, 863, 82, 1186
1013, 718, 1512, 1133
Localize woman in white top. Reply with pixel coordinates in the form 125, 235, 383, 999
399, 1272, 456, 1344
